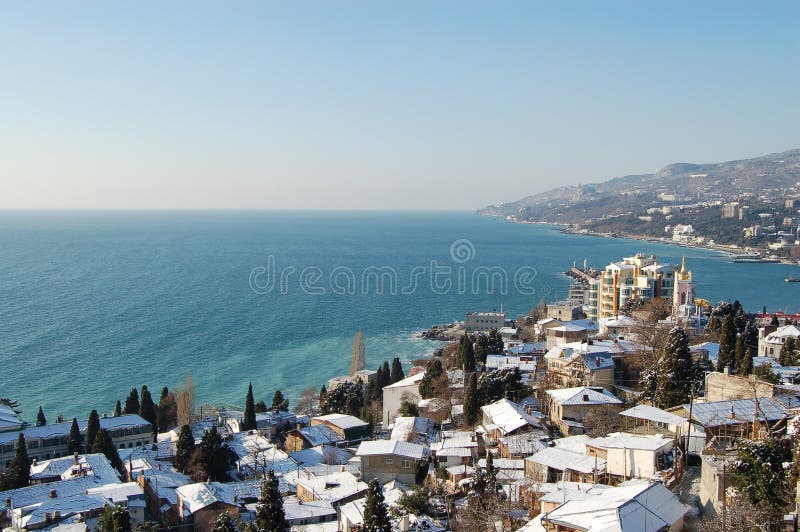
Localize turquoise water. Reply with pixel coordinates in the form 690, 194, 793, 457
1, 210, 797, 423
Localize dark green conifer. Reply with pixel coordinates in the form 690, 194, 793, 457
242, 382, 256, 431
36, 406, 46, 427
68, 417, 82, 454
390, 357, 404, 383
363, 478, 391, 531
175, 424, 194, 473
256, 470, 288, 531
86, 409, 100, 450
124, 388, 140, 415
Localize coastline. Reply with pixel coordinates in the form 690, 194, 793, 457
486, 213, 798, 265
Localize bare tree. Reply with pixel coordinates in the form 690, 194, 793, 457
295, 386, 318, 416
582, 405, 621, 437
176, 374, 195, 428
697, 493, 784, 532
629, 297, 673, 369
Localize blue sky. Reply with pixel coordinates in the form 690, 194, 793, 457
2, 1, 798, 209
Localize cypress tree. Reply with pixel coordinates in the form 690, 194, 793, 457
455, 334, 476, 372
8, 433, 30, 488
716, 315, 737, 372
485, 452, 497, 490
390, 357, 404, 383
733, 336, 745, 374
319, 385, 328, 405
36, 406, 46, 427
124, 388, 140, 415
742, 320, 759, 358
256, 470, 288, 531
139, 385, 157, 432
271, 390, 288, 411
86, 409, 100, 450
780, 337, 797, 366
419, 358, 444, 398
68, 417, 82, 455
175, 424, 194, 473
242, 382, 256, 431
656, 327, 702, 409
114, 400, 122, 417
93, 428, 124, 473
463, 373, 479, 426
363, 478, 391, 531
157, 387, 177, 431
200, 426, 226, 481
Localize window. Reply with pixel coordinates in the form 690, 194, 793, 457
401, 459, 411, 469
385, 458, 393, 464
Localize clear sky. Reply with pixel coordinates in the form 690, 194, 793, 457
2, 1, 798, 210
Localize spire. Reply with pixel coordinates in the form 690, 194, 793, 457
678, 256, 690, 280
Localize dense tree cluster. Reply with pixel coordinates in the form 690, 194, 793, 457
320, 381, 364, 417
639, 327, 703, 409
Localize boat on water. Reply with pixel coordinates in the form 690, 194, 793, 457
787, 276, 800, 283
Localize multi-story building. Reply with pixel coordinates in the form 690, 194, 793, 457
465, 311, 505, 333
0, 414, 153, 468
589, 253, 677, 320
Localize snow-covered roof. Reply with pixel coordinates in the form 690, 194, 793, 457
282, 495, 336, 522
587, 432, 673, 452
312, 413, 368, 430
390, 416, 436, 444
289, 445, 352, 467
0, 414, 151, 446
0, 476, 105, 511
480, 399, 543, 435
683, 397, 788, 427
508, 342, 548, 355
294, 424, 342, 446
295, 472, 367, 504
553, 434, 592, 454
542, 481, 689, 531
477, 458, 524, 470
176, 482, 236, 514
86, 482, 144, 505
764, 325, 800, 343
384, 371, 426, 389
527, 447, 605, 475
599, 315, 638, 328
546, 386, 622, 406
619, 404, 687, 426
355, 440, 428, 460
498, 432, 549, 456
29, 453, 120, 484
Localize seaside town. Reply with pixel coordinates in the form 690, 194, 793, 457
3, 252, 800, 531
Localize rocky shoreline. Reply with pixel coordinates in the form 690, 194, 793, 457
417, 321, 465, 341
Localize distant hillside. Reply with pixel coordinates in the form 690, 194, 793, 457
480, 149, 800, 225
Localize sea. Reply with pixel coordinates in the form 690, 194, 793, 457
1, 210, 798, 423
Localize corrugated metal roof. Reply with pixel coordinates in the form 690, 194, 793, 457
355, 440, 428, 459
526, 447, 605, 475
619, 404, 687, 426
546, 387, 622, 406
683, 397, 788, 427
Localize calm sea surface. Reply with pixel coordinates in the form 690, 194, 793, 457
1, 210, 797, 422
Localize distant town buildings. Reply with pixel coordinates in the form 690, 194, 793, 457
465, 311, 505, 333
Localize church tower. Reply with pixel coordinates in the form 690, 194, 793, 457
673, 256, 693, 316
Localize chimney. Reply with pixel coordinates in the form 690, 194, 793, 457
74, 451, 79, 465
54, 510, 61, 520
583, 394, 590, 402
45, 513, 52, 524
595, 356, 601, 367
31, 459, 37, 466
49, 489, 57, 499
5, 498, 11, 509
723, 366, 730, 376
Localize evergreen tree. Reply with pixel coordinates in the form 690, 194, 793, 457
7, 433, 30, 488
242, 382, 257, 431
380, 360, 392, 388
484, 452, 497, 491
111, 507, 132, 532
175, 424, 194, 473
212, 511, 238, 532
36, 406, 46, 426
734, 336, 746, 375
716, 315, 737, 372
463, 373, 479, 426
771, 315, 780, 326
455, 334, 476, 372
86, 409, 100, 450
271, 390, 288, 411
390, 357, 404, 383
92, 429, 124, 473
362, 478, 391, 531
256, 470, 288, 532
139, 385, 157, 432
68, 417, 82, 455
320, 382, 364, 416
157, 387, 178, 431
419, 358, 444, 399
114, 400, 122, 417
319, 385, 328, 404
655, 327, 702, 409
124, 388, 140, 415
200, 426, 227, 481
780, 337, 797, 366
742, 320, 759, 358
734, 306, 747, 333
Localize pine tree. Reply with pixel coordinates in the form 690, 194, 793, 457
86, 409, 100, 450
7, 433, 30, 488
716, 315, 737, 372
271, 390, 288, 411
111, 507, 132, 532
242, 382, 256, 431
390, 357, 404, 383
124, 388, 140, 415
200, 426, 227, 481
362, 478, 391, 531
780, 337, 797, 366
463, 373, 479, 426
36, 406, 46, 426
655, 327, 702, 409
139, 385, 157, 433
68, 417, 82, 455
212, 511, 238, 532
92, 429, 124, 473
114, 400, 122, 417
742, 320, 759, 358
419, 358, 444, 399
175, 424, 194, 473
256, 470, 288, 532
